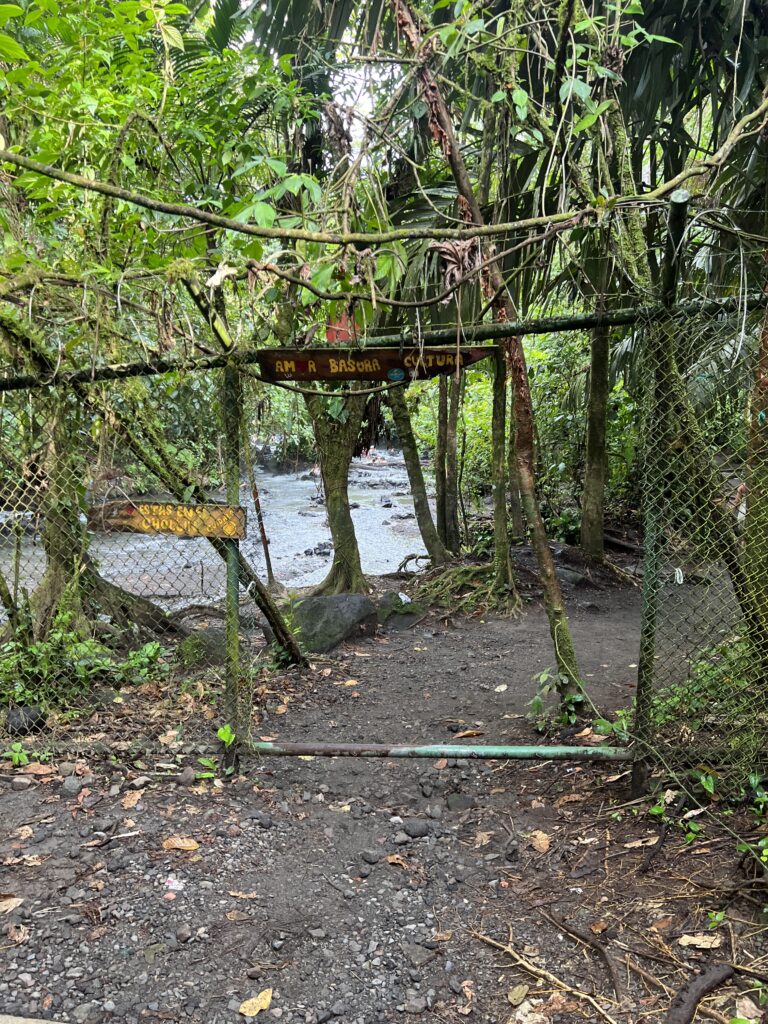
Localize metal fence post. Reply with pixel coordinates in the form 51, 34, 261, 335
222, 362, 244, 763
631, 189, 690, 796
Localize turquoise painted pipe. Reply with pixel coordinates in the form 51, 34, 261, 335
248, 741, 631, 761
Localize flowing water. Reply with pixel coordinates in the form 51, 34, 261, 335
0, 452, 426, 612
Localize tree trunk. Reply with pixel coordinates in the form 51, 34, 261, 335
492, 348, 516, 592
507, 382, 525, 538
445, 374, 461, 553
304, 391, 367, 595
745, 306, 768, 625
391, 0, 581, 691
435, 376, 448, 545
386, 386, 450, 566
581, 320, 611, 561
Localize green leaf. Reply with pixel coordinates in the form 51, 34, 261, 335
0, 4, 22, 27
490, 90, 506, 103
160, 23, 184, 50
250, 201, 275, 228
560, 78, 591, 104
573, 99, 612, 133
0, 30, 28, 59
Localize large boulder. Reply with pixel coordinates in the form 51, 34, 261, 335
176, 626, 226, 668
293, 594, 377, 653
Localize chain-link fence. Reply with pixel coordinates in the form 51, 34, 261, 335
0, 368, 274, 753
634, 291, 768, 794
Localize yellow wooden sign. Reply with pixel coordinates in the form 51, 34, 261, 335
90, 501, 246, 539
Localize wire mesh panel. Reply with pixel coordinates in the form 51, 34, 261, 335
636, 300, 768, 791
0, 371, 259, 753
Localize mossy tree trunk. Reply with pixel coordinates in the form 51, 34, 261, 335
304, 390, 368, 595
386, 385, 450, 566
746, 306, 768, 626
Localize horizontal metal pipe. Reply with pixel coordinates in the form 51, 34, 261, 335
1, 293, 765, 394
248, 740, 631, 761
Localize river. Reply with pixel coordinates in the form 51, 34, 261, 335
0, 452, 426, 611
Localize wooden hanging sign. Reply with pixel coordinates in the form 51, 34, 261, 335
88, 500, 246, 539
257, 346, 493, 383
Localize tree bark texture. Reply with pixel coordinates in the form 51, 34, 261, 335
435, 376, 448, 545
391, 0, 581, 690
492, 349, 516, 592
580, 320, 611, 560
507, 382, 525, 538
304, 391, 368, 595
386, 386, 450, 566
444, 374, 461, 554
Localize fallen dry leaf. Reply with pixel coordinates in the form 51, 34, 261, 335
590, 921, 608, 934
678, 932, 723, 949
229, 890, 259, 899
457, 979, 475, 1016
435, 758, 448, 770
433, 930, 452, 942
528, 830, 550, 854
3, 855, 43, 867
239, 989, 273, 1017
226, 910, 250, 922
735, 995, 762, 1022
122, 790, 144, 809
158, 730, 181, 747
386, 854, 410, 869
651, 916, 674, 932
335, 679, 359, 687
21, 762, 55, 776
5, 922, 30, 944
473, 831, 493, 849
14, 826, 33, 840
507, 983, 529, 1006
274, 705, 288, 715
0, 896, 23, 913
554, 793, 585, 809
513, 1000, 547, 1024
454, 729, 483, 739
162, 836, 199, 852
623, 836, 658, 849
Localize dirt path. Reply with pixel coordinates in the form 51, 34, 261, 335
1, 587, 757, 1024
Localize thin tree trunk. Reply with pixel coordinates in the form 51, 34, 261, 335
435, 376, 448, 545
386, 386, 450, 566
393, 0, 581, 691
492, 348, 516, 591
581, 320, 611, 560
304, 391, 367, 595
508, 380, 525, 537
445, 374, 461, 553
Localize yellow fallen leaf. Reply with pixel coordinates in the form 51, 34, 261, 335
678, 932, 722, 949
434, 758, 448, 770
162, 836, 199, 852
0, 896, 23, 913
455, 729, 483, 739
229, 891, 259, 899
226, 910, 250, 921
473, 830, 493, 848
274, 705, 288, 715
529, 829, 550, 853
507, 984, 529, 1006
335, 679, 359, 687
590, 921, 608, 934
239, 989, 273, 1017
122, 790, 144, 809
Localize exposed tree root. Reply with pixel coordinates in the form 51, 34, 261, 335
664, 964, 734, 1024
413, 561, 521, 616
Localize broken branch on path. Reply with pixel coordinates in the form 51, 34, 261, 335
663, 963, 735, 1024
542, 910, 626, 1004
470, 927, 620, 1024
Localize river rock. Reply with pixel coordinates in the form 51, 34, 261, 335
292, 595, 377, 653
176, 626, 226, 668
7, 705, 46, 736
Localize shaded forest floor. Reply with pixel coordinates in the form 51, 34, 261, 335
3, 573, 768, 1024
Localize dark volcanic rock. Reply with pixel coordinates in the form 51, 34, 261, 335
7, 705, 46, 736
293, 594, 377, 653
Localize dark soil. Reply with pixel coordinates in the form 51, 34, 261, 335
2, 575, 765, 1024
